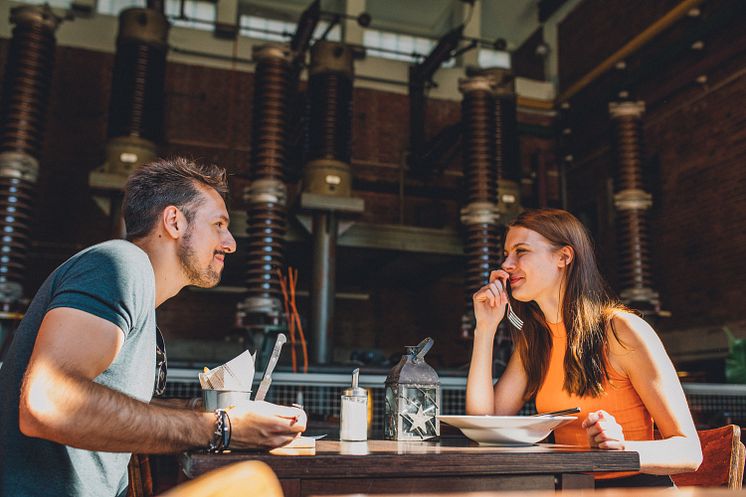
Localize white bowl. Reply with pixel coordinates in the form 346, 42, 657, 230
438, 415, 577, 446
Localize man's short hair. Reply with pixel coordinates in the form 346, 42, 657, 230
122, 157, 229, 241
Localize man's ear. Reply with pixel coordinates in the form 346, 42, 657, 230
162, 206, 184, 240
559, 245, 574, 268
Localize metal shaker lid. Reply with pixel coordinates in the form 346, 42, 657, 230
342, 368, 367, 398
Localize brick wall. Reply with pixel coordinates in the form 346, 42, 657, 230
513, 27, 546, 81
558, 0, 683, 91
0, 38, 555, 367
560, 0, 746, 348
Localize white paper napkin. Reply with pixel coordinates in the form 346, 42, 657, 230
199, 350, 255, 391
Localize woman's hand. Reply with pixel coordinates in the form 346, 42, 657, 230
582, 410, 626, 450
472, 269, 510, 338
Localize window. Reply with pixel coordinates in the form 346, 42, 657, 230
165, 0, 214, 30
314, 20, 341, 43
97, 0, 215, 31
239, 15, 295, 42
478, 49, 511, 69
239, 15, 340, 43
96, 0, 134, 15
362, 28, 457, 67
363, 28, 433, 64
19, 0, 71, 8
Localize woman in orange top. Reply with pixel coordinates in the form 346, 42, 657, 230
466, 208, 702, 487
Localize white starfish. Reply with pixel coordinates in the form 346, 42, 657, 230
406, 405, 430, 435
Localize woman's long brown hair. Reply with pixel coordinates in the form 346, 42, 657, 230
507, 209, 624, 399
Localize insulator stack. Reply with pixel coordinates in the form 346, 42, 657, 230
303, 41, 357, 364
458, 75, 501, 340
489, 68, 519, 268
304, 41, 354, 197
609, 101, 660, 313
108, 9, 167, 142
462, 78, 497, 205
492, 72, 520, 183
490, 70, 520, 276
0, 5, 61, 306
91, 7, 169, 193
238, 45, 292, 333
307, 72, 352, 163
557, 101, 573, 208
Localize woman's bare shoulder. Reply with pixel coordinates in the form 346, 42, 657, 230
607, 309, 660, 351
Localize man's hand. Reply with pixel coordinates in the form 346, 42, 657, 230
582, 410, 626, 450
229, 401, 307, 449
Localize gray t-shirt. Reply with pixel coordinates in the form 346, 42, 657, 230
0, 240, 157, 497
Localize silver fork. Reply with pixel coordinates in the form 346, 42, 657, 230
506, 301, 524, 330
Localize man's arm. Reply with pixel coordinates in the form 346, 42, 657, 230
19, 307, 305, 453
150, 398, 201, 409
19, 307, 216, 452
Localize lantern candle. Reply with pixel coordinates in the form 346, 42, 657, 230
384, 338, 440, 441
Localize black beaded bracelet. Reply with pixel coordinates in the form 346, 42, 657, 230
208, 409, 228, 453
223, 409, 232, 450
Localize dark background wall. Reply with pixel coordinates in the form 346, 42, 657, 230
558, 0, 746, 371
0, 37, 557, 369
1, 0, 742, 371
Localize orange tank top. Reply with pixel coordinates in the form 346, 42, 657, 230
535, 321, 652, 479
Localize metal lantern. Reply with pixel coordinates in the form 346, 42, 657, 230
384, 338, 440, 441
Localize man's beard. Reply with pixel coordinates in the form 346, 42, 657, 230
177, 229, 222, 288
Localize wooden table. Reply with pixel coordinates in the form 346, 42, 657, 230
181, 439, 640, 496
322, 489, 746, 497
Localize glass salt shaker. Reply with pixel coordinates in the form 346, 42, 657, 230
340, 368, 368, 441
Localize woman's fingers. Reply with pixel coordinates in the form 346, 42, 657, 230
489, 271, 511, 306
489, 269, 509, 284
585, 422, 602, 437
581, 410, 599, 428
474, 270, 510, 306
593, 427, 623, 443
473, 284, 487, 300
472, 269, 510, 332
586, 420, 617, 437
582, 409, 614, 428
473, 287, 490, 304
489, 282, 503, 307
598, 441, 624, 450
474, 282, 503, 307
583, 410, 625, 449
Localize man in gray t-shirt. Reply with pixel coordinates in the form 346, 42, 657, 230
0, 158, 306, 497
1, 240, 157, 496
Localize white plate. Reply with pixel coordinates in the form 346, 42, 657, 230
438, 415, 577, 446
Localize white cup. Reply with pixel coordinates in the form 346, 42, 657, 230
202, 390, 252, 411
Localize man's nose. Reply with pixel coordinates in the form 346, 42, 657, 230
223, 230, 237, 253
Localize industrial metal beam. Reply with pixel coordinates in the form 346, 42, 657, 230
230, 210, 464, 256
